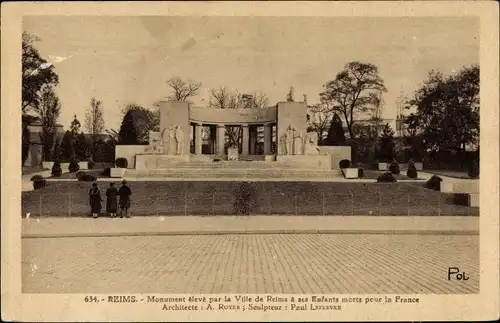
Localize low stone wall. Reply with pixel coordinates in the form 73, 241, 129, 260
115, 145, 147, 168
135, 154, 190, 170
441, 181, 479, 194
317, 146, 351, 170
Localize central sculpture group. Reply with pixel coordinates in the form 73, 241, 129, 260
146, 125, 185, 155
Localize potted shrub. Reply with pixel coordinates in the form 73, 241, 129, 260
406, 160, 418, 179
68, 157, 80, 173
42, 160, 54, 170
339, 159, 357, 179
389, 159, 400, 175
51, 159, 62, 177
111, 157, 128, 178
87, 159, 95, 170
378, 160, 388, 171
30, 175, 47, 190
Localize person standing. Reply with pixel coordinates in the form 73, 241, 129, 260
88, 182, 102, 219
106, 182, 118, 218
118, 180, 132, 218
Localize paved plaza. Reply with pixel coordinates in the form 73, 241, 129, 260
22, 231, 479, 294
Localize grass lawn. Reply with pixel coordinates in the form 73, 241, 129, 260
22, 180, 478, 217
426, 170, 477, 180
362, 170, 425, 181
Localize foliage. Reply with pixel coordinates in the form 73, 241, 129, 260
85, 98, 105, 159
88, 160, 95, 170
51, 159, 62, 177
323, 113, 346, 146
60, 131, 75, 162
32, 178, 47, 190
30, 175, 44, 181
404, 65, 479, 156
115, 158, 128, 168
74, 132, 89, 161
468, 159, 479, 178
339, 159, 351, 169
92, 139, 116, 163
22, 114, 37, 166
38, 85, 61, 162
425, 175, 442, 191
389, 161, 400, 175
453, 193, 471, 206
377, 172, 397, 183
118, 108, 140, 145
77, 172, 96, 182
358, 168, 364, 178
286, 86, 294, 102
406, 162, 418, 179
377, 124, 395, 162
306, 103, 332, 144
101, 168, 111, 177
166, 76, 202, 102
22, 32, 59, 113
320, 61, 386, 139
68, 158, 80, 173
52, 142, 61, 161
120, 103, 160, 143
70, 115, 81, 135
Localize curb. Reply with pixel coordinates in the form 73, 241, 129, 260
22, 229, 479, 239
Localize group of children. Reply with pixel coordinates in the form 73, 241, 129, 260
88, 180, 132, 218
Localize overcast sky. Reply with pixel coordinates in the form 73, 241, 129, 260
24, 16, 479, 131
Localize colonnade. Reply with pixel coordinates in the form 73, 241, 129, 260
191, 122, 274, 156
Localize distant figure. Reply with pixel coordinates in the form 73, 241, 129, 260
88, 182, 102, 219
118, 180, 132, 218
106, 182, 118, 218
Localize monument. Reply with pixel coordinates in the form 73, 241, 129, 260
116, 101, 351, 172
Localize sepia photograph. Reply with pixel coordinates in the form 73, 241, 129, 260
2, 1, 499, 322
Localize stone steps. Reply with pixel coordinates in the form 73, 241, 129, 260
174, 161, 312, 169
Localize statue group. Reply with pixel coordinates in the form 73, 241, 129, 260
146, 125, 184, 155
280, 125, 319, 155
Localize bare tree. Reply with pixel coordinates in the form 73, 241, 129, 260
166, 76, 202, 102
38, 85, 61, 161
307, 101, 333, 143
85, 98, 105, 159
320, 61, 386, 139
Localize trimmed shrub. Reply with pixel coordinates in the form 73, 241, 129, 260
425, 175, 443, 191
51, 159, 62, 177
87, 159, 95, 170
406, 162, 418, 179
101, 168, 111, 177
358, 168, 364, 178
68, 158, 80, 173
213, 158, 222, 162
30, 175, 47, 190
377, 172, 397, 183
77, 173, 97, 182
468, 159, 479, 178
389, 161, 400, 175
339, 159, 351, 169
115, 157, 128, 168
75, 171, 85, 179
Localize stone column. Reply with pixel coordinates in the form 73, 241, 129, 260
241, 124, 249, 156
249, 126, 257, 155
194, 123, 203, 155
264, 123, 272, 155
216, 124, 226, 155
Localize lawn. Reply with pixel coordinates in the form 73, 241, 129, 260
21, 180, 478, 217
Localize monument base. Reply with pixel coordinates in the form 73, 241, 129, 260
276, 154, 331, 170
135, 154, 190, 170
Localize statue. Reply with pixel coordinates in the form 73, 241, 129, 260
285, 126, 294, 155
146, 131, 163, 154
174, 125, 184, 155
304, 132, 319, 155
294, 130, 304, 155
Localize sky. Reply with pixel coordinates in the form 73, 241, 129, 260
24, 16, 479, 131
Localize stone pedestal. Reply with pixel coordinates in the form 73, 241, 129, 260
216, 124, 226, 155
241, 124, 249, 155
228, 147, 239, 161
194, 123, 203, 155
264, 123, 272, 155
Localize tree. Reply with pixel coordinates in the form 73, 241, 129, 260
405, 65, 479, 156
85, 98, 105, 159
60, 130, 75, 162
307, 103, 332, 144
320, 61, 387, 139
22, 32, 59, 113
70, 115, 81, 135
166, 76, 202, 102
38, 85, 61, 162
286, 86, 294, 102
74, 132, 89, 160
120, 103, 160, 143
118, 110, 139, 145
323, 113, 346, 146
377, 124, 395, 162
